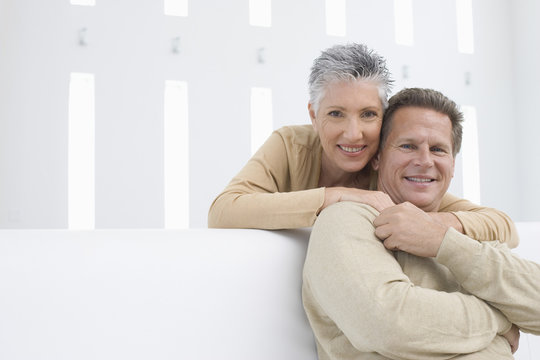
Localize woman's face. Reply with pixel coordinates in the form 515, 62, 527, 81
309, 80, 384, 175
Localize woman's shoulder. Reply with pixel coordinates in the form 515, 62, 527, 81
275, 125, 319, 148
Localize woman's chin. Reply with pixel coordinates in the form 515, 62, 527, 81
339, 163, 369, 174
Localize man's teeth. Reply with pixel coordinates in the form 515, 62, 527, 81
406, 177, 433, 183
339, 145, 363, 153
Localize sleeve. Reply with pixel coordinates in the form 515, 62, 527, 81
303, 201, 512, 360
208, 130, 325, 229
438, 193, 519, 248
436, 228, 540, 335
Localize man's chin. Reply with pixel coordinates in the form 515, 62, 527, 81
403, 196, 437, 212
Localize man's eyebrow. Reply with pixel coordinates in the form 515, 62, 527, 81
432, 143, 452, 151
393, 136, 415, 143
393, 136, 451, 148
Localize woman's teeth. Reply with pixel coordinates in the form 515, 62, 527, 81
339, 145, 363, 153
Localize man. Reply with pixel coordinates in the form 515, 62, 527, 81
302, 88, 540, 359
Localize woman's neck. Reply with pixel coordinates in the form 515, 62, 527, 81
318, 158, 371, 189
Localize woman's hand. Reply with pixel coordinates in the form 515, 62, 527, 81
502, 324, 520, 354
322, 187, 395, 213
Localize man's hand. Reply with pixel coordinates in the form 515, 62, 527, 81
373, 202, 448, 257
428, 212, 464, 233
322, 187, 395, 213
502, 324, 520, 354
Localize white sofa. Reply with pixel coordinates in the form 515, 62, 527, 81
0, 228, 316, 360
0, 224, 538, 360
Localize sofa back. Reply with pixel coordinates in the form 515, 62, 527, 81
1, 223, 539, 359
0, 228, 316, 360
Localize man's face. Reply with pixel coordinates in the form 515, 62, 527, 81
373, 106, 455, 212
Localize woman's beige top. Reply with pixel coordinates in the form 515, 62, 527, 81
208, 125, 518, 245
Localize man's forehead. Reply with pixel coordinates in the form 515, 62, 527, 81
389, 107, 452, 140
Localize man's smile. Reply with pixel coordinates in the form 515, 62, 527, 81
405, 176, 435, 183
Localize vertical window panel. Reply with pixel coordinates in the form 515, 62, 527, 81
249, 0, 272, 27
68, 73, 95, 230
394, 0, 414, 46
70, 0, 96, 6
326, 0, 346, 37
164, 80, 189, 229
164, 0, 188, 17
461, 105, 481, 204
456, 0, 474, 54
250, 87, 273, 155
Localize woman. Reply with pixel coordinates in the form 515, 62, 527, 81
208, 43, 517, 246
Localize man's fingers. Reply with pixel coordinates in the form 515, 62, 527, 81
373, 215, 385, 227
374, 224, 391, 240
373, 210, 393, 227
382, 237, 399, 251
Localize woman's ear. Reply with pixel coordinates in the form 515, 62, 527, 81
371, 152, 381, 171
308, 103, 318, 132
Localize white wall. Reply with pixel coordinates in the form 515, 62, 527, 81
512, 0, 540, 221
0, 0, 536, 228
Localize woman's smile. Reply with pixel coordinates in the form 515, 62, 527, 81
338, 144, 367, 154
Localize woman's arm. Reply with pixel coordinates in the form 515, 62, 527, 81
437, 193, 519, 248
208, 126, 394, 229
208, 128, 324, 229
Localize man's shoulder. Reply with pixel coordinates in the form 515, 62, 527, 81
318, 201, 379, 225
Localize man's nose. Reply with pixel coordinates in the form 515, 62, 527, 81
414, 147, 434, 167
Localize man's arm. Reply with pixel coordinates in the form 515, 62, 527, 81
374, 201, 540, 335
303, 201, 511, 360
437, 228, 540, 335
429, 211, 463, 233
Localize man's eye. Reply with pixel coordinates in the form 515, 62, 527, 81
431, 147, 444, 153
400, 144, 413, 150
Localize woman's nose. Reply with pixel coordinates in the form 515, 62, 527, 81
343, 119, 363, 140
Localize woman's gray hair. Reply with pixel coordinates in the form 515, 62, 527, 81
308, 43, 393, 113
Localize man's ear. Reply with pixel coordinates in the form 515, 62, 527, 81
371, 152, 381, 171
308, 103, 318, 132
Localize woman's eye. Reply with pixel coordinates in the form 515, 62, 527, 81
362, 111, 377, 118
328, 110, 343, 117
